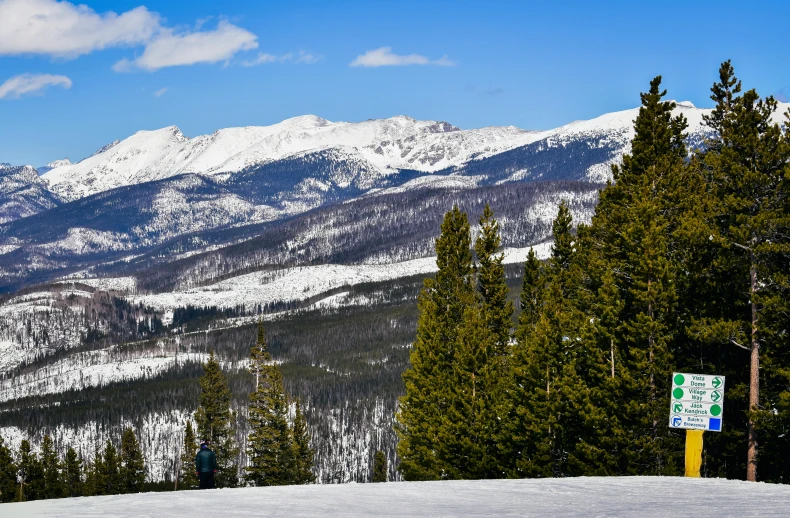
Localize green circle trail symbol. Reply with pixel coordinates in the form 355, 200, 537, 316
711, 390, 722, 402
674, 374, 685, 386
673, 388, 684, 400
712, 377, 722, 389
710, 404, 722, 416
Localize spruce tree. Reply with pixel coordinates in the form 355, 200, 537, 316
102, 440, 121, 495
84, 443, 105, 496
506, 201, 592, 477
581, 76, 690, 476
396, 205, 476, 480
195, 351, 239, 487
62, 447, 83, 498
372, 451, 387, 482
40, 434, 63, 499
693, 61, 790, 482
120, 428, 146, 493
246, 321, 294, 486
475, 203, 514, 357
179, 420, 199, 490
0, 436, 16, 503
290, 399, 316, 484
17, 439, 42, 502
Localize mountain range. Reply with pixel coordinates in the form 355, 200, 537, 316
0, 100, 787, 484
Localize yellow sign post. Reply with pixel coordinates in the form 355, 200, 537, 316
685, 430, 704, 477
670, 373, 726, 478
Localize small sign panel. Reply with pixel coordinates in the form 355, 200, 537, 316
669, 373, 725, 432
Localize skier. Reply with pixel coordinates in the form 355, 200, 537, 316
195, 439, 218, 489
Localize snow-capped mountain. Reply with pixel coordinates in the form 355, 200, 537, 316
35, 158, 73, 176
42, 101, 789, 202
0, 164, 63, 224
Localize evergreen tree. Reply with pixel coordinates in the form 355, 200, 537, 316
246, 321, 294, 486
17, 439, 42, 502
62, 447, 83, 498
195, 351, 239, 487
120, 428, 146, 493
40, 434, 63, 499
0, 436, 16, 503
102, 440, 121, 495
84, 443, 105, 496
290, 399, 316, 484
372, 450, 387, 482
580, 76, 690, 476
475, 203, 514, 357
178, 420, 199, 490
396, 205, 476, 480
505, 201, 592, 477
693, 61, 790, 482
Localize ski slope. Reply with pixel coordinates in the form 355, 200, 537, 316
2, 477, 788, 517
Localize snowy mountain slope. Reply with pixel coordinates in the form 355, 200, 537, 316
42, 101, 789, 202
35, 158, 72, 176
0, 164, 63, 224
4, 477, 790, 517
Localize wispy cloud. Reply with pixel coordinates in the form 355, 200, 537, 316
114, 21, 257, 72
242, 50, 321, 67
153, 87, 167, 97
0, 0, 159, 59
0, 73, 72, 99
349, 47, 455, 68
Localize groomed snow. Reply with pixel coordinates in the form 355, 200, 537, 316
2, 477, 788, 517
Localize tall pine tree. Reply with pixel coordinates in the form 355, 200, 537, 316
196, 351, 239, 487
120, 428, 146, 493
62, 447, 83, 498
397, 205, 476, 480
692, 61, 790, 481
17, 439, 42, 502
290, 399, 316, 484
40, 434, 63, 499
0, 436, 16, 503
246, 321, 293, 486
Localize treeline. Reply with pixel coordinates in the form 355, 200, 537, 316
0, 428, 145, 503
398, 62, 790, 483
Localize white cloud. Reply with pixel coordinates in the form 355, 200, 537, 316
0, 73, 72, 99
295, 51, 320, 64
0, 1, 260, 72
242, 50, 321, 67
242, 53, 279, 67
349, 47, 455, 68
153, 87, 167, 97
114, 21, 258, 71
0, 0, 159, 58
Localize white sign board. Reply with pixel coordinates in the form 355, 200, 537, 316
669, 372, 725, 432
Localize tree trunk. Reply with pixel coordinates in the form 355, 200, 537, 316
747, 261, 759, 482
610, 337, 615, 378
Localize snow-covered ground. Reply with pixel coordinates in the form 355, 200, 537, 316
135, 244, 552, 312
2, 477, 788, 517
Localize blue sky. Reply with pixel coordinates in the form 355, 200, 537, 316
1, 0, 788, 166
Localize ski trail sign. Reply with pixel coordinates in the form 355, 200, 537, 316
669, 373, 725, 432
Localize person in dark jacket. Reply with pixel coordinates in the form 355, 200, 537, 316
195, 440, 218, 489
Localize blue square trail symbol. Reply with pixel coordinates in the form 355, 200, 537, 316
709, 418, 721, 431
